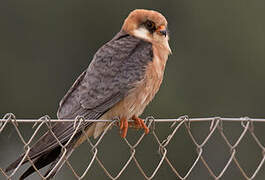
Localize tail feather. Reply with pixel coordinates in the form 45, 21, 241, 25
5, 155, 27, 173
5, 123, 93, 179
44, 147, 74, 180
19, 146, 61, 180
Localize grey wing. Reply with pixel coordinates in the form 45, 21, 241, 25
40, 29, 153, 158
6, 30, 153, 172
58, 30, 153, 118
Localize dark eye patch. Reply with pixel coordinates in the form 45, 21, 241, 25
144, 20, 156, 33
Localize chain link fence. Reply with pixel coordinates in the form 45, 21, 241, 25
1, 113, 265, 180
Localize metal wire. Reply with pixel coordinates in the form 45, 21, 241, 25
1, 113, 265, 180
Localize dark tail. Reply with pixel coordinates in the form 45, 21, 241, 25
19, 146, 61, 180
5, 155, 27, 173
20, 145, 74, 180
5, 147, 61, 180
43, 147, 74, 180
5, 120, 86, 179
6, 145, 74, 180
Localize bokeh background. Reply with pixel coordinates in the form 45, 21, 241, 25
1, 0, 265, 179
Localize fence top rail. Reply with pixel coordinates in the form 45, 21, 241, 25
1, 117, 265, 123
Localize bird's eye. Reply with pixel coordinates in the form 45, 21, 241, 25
144, 20, 156, 33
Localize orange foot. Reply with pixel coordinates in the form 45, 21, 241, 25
131, 115, 149, 135
120, 117, 128, 138
119, 115, 149, 138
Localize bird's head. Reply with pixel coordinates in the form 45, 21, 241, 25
122, 9, 171, 53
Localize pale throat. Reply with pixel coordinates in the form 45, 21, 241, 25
133, 27, 171, 54
133, 27, 152, 41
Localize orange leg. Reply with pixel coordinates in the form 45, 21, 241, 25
120, 117, 128, 138
132, 115, 150, 134
119, 116, 149, 138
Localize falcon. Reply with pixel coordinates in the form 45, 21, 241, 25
5, 9, 171, 179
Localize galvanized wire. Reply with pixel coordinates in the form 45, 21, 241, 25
1, 113, 265, 180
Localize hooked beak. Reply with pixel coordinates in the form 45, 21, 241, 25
156, 25, 167, 37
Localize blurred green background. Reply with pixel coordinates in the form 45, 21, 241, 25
1, 0, 265, 179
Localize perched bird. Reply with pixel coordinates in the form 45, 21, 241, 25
5, 9, 171, 179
